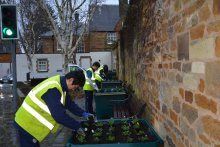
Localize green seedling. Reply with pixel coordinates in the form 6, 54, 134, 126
122, 125, 129, 131
138, 136, 149, 142
127, 137, 133, 143
83, 121, 89, 127
108, 126, 115, 132
131, 119, 139, 124
122, 120, 128, 125
133, 122, 140, 129
95, 122, 104, 127
93, 137, 100, 142
77, 134, 86, 143
122, 130, 131, 136
92, 128, 103, 137
137, 130, 145, 136
108, 119, 115, 126
107, 135, 115, 142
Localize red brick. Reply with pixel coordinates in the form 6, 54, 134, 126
207, 20, 220, 34
215, 36, 220, 57
190, 24, 205, 40
199, 3, 211, 22
195, 94, 217, 114
185, 90, 193, 103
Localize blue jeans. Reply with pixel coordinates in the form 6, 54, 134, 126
85, 90, 94, 113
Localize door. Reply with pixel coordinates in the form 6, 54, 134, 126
80, 56, 91, 69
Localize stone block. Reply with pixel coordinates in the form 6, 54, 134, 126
170, 109, 178, 125
159, 81, 172, 105
199, 3, 211, 22
192, 62, 205, 74
207, 20, 220, 34
186, 14, 198, 28
185, 90, 193, 104
189, 38, 215, 60
199, 134, 211, 145
183, 74, 199, 91
173, 62, 181, 71
213, 0, 220, 16
176, 73, 183, 83
182, 103, 198, 124
177, 33, 189, 60
195, 93, 217, 114
179, 88, 184, 99
173, 96, 181, 113
162, 104, 168, 114
180, 118, 196, 142
199, 79, 205, 93
201, 115, 220, 141
206, 61, 220, 98
215, 36, 220, 57
190, 24, 205, 40
182, 63, 191, 73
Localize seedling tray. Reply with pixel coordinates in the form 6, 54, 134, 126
65, 119, 163, 147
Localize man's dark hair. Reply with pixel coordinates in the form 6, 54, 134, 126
92, 62, 100, 68
103, 65, 108, 73
65, 70, 85, 87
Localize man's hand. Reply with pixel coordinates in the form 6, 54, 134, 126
77, 128, 85, 136
82, 112, 94, 120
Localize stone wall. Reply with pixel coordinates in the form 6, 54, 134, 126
119, 0, 220, 146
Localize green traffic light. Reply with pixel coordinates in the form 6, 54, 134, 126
3, 27, 13, 36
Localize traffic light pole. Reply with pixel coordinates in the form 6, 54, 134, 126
11, 40, 18, 111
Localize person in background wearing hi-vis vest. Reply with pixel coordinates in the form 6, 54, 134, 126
95, 64, 108, 89
14, 71, 93, 147
83, 61, 100, 114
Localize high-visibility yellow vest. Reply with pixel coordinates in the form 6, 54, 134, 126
83, 68, 96, 91
95, 65, 104, 82
15, 75, 66, 142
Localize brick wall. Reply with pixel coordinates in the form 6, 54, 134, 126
119, 0, 220, 146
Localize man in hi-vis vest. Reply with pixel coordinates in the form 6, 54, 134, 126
95, 64, 108, 89
14, 71, 93, 147
83, 62, 100, 114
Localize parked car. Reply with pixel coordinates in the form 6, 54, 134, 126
68, 64, 86, 74
0, 74, 13, 84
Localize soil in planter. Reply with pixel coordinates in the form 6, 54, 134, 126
72, 120, 156, 144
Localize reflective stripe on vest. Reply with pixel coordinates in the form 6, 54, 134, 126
15, 75, 65, 141
21, 80, 64, 130
95, 66, 104, 82
22, 101, 54, 130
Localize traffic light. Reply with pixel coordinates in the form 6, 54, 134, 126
1, 5, 18, 40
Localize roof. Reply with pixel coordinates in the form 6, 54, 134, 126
89, 5, 119, 32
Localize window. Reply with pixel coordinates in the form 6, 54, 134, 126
57, 42, 62, 51
37, 59, 48, 72
76, 40, 85, 53
106, 32, 117, 45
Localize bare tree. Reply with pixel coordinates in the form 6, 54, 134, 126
18, 0, 54, 71
35, 0, 104, 71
